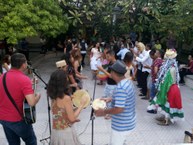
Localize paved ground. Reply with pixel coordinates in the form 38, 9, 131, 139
0, 51, 193, 145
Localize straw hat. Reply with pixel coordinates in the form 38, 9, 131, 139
72, 89, 90, 108
164, 49, 177, 59
56, 60, 67, 68
110, 60, 127, 75
92, 99, 106, 110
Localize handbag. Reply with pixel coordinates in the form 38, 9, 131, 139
184, 130, 193, 143
2, 73, 23, 120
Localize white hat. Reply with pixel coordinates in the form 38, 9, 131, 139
165, 49, 177, 59
56, 60, 67, 68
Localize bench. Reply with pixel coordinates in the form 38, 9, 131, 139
184, 75, 193, 89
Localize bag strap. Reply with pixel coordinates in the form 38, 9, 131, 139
3, 73, 23, 118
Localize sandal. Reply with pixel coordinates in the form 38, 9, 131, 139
97, 82, 103, 85
157, 118, 170, 126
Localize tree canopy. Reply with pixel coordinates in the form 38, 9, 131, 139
0, 0, 69, 43
0, 0, 192, 45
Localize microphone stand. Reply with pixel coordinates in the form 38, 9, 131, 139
90, 74, 97, 145
28, 66, 51, 143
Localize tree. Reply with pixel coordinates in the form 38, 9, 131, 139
0, 0, 69, 44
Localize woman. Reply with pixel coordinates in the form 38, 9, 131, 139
179, 55, 193, 84
147, 49, 184, 125
47, 70, 86, 145
90, 42, 101, 79
1, 54, 11, 74
71, 48, 82, 73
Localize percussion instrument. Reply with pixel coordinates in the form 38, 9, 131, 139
72, 89, 91, 108
92, 98, 106, 110
96, 71, 108, 81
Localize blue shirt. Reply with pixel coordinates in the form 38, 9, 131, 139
111, 79, 136, 131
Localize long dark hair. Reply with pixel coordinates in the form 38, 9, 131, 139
47, 70, 69, 99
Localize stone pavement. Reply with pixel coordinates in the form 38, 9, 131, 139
0, 51, 193, 145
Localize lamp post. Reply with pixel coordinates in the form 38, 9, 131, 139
112, 6, 121, 35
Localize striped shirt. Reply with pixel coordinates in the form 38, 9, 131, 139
111, 78, 136, 131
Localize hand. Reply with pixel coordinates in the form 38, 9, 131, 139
35, 93, 41, 99
143, 65, 149, 69
100, 97, 112, 103
131, 76, 136, 81
70, 83, 78, 88
31, 78, 38, 84
75, 119, 80, 122
94, 109, 105, 117
83, 76, 88, 79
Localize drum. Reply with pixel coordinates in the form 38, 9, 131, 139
92, 99, 106, 110
96, 71, 108, 81
72, 89, 91, 108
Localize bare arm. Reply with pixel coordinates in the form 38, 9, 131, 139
3, 63, 10, 71
64, 96, 84, 123
97, 66, 111, 78
76, 73, 88, 79
143, 65, 151, 69
25, 93, 41, 106
68, 74, 79, 89
154, 66, 158, 74
95, 107, 124, 116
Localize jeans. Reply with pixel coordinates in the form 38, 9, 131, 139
0, 120, 37, 145
150, 83, 156, 100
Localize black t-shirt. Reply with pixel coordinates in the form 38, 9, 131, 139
107, 62, 117, 85
80, 42, 86, 51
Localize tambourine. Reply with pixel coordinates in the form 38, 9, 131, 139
72, 89, 91, 108
92, 98, 106, 110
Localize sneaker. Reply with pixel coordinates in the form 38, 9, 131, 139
147, 109, 157, 114
180, 83, 185, 86
141, 97, 149, 100
157, 119, 170, 126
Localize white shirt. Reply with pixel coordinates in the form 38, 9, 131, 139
136, 50, 152, 73
2, 64, 11, 74
117, 48, 130, 60
91, 47, 100, 58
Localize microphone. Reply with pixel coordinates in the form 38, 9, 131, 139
27, 61, 32, 66
27, 64, 36, 74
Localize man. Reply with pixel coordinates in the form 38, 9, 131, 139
97, 50, 117, 119
79, 39, 88, 67
95, 60, 136, 145
116, 43, 130, 60
0, 53, 41, 145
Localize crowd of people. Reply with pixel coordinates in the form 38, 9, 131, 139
0, 35, 192, 145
